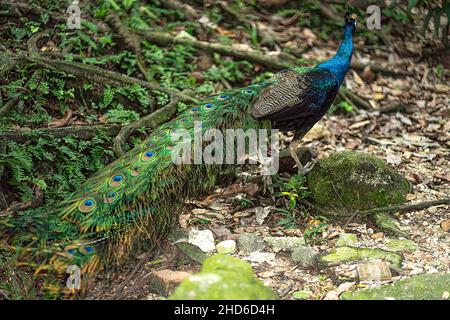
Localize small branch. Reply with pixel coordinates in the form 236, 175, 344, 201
0, 186, 43, 217
339, 86, 371, 110
304, 198, 450, 220
113, 97, 178, 156
358, 198, 450, 217
0, 93, 20, 116
160, 0, 198, 20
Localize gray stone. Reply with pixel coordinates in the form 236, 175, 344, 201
291, 246, 318, 268
264, 236, 306, 253
237, 233, 265, 255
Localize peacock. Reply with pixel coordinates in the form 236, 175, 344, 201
1, 14, 356, 296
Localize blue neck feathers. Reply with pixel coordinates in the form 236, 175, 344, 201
316, 24, 354, 85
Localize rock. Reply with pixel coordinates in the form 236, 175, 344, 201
372, 212, 408, 237
385, 239, 418, 252
441, 219, 450, 232
307, 151, 410, 215
306, 152, 411, 236
237, 233, 265, 255
336, 233, 358, 247
176, 242, 209, 264
371, 232, 385, 239
318, 246, 403, 268
341, 273, 450, 300
216, 240, 236, 255
148, 270, 192, 296
169, 255, 277, 300
292, 290, 311, 300
356, 262, 392, 281
169, 227, 208, 264
264, 236, 306, 253
188, 229, 215, 253
291, 246, 318, 268
246, 252, 277, 265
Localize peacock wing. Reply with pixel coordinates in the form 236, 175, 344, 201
250, 68, 338, 122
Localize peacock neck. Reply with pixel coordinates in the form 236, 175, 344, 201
315, 24, 354, 86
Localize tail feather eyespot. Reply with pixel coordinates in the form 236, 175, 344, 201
109, 175, 125, 187
78, 198, 96, 213
141, 150, 156, 162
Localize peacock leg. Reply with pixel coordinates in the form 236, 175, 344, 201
289, 140, 315, 175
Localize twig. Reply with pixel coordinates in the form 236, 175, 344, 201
379, 102, 406, 114
0, 93, 20, 116
0, 186, 43, 217
113, 96, 178, 156
331, 181, 351, 213
160, 0, 198, 20
339, 86, 371, 110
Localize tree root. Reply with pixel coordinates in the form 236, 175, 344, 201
138, 30, 296, 70
16, 53, 198, 104
113, 96, 179, 156
138, 29, 414, 78
104, 13, 149, 81
0, 124, 122, 143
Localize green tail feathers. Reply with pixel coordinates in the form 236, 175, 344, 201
1, 81, 274, 295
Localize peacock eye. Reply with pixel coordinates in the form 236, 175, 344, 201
67, 248, 76, 254
79, 198, 96, 213
84, 246, 94, 253
109, 175, 125, 187
218, 94, 229, 100
244, 89, 254, 94
190, 107, 199, 112
141, 150, 156, 162
203, 103, 214, 110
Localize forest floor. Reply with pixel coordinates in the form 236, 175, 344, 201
0, 1, 449, 300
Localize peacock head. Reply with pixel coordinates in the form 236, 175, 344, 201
344, 12, 357, 33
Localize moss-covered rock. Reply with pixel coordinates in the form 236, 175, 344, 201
341, 273, 450, 300
336, 233, 358, 247
307, 152, 410, 215
385, 239, 418, 252
169, 255, 277, 300
318, 246, 403, 268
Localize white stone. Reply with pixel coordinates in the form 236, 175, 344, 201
188, 229, 215, 253
216, 240, 236, 254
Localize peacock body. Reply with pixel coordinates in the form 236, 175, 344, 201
1, 15, 356, 295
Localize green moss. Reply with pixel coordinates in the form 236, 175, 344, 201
307, 152, 410, 217
318, 246, 403, 268
169, 255, 277, 300
341, 273, 450, 300
373, 213, 408, 237
385, 239, 418, 252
